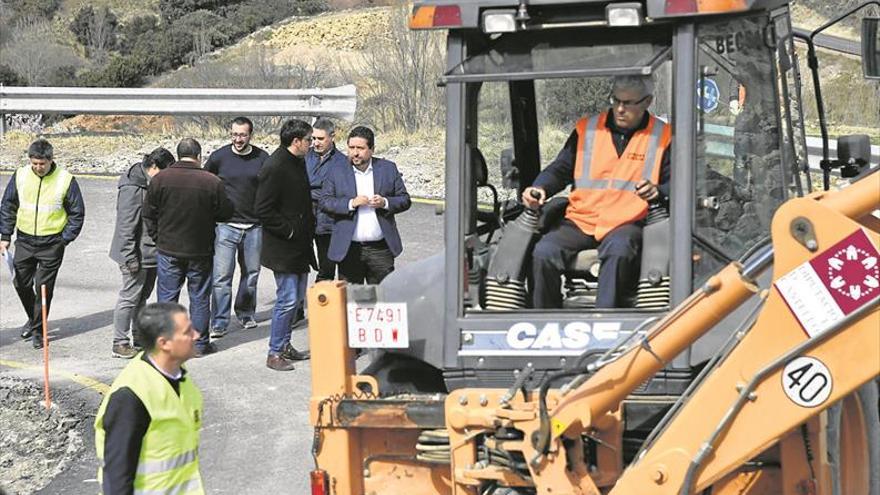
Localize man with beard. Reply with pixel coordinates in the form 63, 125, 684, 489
205, 117, 269, 338
321, 126, 411, 284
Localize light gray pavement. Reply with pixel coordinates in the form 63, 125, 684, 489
0, 173, 444, 494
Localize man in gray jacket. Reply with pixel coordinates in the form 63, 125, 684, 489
108, 148, 175, 358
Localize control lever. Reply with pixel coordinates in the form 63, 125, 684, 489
526, 188, 544, 211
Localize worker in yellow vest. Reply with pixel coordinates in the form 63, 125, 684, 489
0, 139, 85, 348
95, 302, 205, 494
522, 75, 672, 308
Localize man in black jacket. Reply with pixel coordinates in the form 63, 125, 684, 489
109, 147, 175, 358
205, 116, 269, 338
254, 119, 315, 371
0, 139, 85, 349
143, 138, 234, 357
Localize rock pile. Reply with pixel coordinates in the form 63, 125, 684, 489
266, 8, 393, 51
0, 376, 85, 495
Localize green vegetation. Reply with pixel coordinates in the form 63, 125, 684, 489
0, 0, 328, 88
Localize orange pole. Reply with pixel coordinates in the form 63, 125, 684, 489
41, 283, 51, 409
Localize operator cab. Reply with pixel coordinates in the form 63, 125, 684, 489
422, 0, 811, 391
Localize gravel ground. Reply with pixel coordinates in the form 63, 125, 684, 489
0, 376, 86, 495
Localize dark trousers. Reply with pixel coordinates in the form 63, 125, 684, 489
156, 253, 211, 349
532, 219, 642, 309
13, 239, 65, 336
314, 234, 336, 282
338, 240, 394, 284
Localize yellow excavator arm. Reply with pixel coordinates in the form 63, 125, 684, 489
443, 172, 880, 495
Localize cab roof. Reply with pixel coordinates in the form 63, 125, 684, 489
410, 0, 790, 30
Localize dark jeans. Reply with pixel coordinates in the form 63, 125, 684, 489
12, 239, 65, 336
112, 265, 157, 346
211, 224, 261, 330
338, 240, 394, 284
268, 271, 308, 355
532, 219, 642, 309
314, 234, 336, 282
156, 252, 211, 348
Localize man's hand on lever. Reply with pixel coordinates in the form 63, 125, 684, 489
522, 187, 546, 209
635, 180, 659, 202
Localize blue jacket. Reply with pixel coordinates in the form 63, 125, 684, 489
320, 158, 411, 262
306, 144, 348, 235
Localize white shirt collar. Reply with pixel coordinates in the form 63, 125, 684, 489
352, 159, 373, 175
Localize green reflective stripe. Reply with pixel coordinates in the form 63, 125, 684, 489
137, 449, 198, 476
574, 115, 601, 189
134, 477, 202, 495
641, 119, 666, 182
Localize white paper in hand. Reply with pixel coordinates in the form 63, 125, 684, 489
1, 249, 14, 279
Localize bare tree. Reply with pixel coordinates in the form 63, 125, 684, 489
1, 17, 81, 86
87, 7, 117, 64
347, 4, 446, 132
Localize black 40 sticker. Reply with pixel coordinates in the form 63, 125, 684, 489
782, 356, 833, 408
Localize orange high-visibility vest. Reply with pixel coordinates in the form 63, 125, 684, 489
565, 112, 671, 240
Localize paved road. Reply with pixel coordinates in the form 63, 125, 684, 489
0, 175, 444, 494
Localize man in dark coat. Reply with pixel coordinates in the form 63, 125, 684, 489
108, 147, 175, 358
306, 117, 348, 282
254, 119, 315, 371
321, 126, 411, 284
143, 138, 234, 357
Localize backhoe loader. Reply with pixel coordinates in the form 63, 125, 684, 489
307, 0, 880, 493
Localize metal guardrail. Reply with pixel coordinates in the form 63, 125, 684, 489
703, 123, 880, 173
0, 85, 357, 120
792, 27, 861, 56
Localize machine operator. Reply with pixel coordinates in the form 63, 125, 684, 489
522, 75, 672, 309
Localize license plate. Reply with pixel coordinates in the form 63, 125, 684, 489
347, 302, 409, 348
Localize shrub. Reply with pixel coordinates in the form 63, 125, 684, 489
5, 0, 61, 21
0, 63, 23, 85
542, 78, 612, 128
117, 15, 159, 55
170, 10, 232, 62
129, 27, 189, 74
159, 0, 246, 24
76, 55, 147, 87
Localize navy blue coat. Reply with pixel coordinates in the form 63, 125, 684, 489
305, 144, 348, 235
320, 158, 411, 262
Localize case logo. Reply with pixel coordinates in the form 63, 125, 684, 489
505, 321, 622, 350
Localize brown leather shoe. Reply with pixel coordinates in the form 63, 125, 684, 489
266, 354, 296, 371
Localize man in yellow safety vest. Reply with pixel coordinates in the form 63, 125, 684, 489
0, 138, 85, 348
95, 302, 205, 494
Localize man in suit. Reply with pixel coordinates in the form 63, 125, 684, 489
254, 119, 315, 371
321, 126, 411, 284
